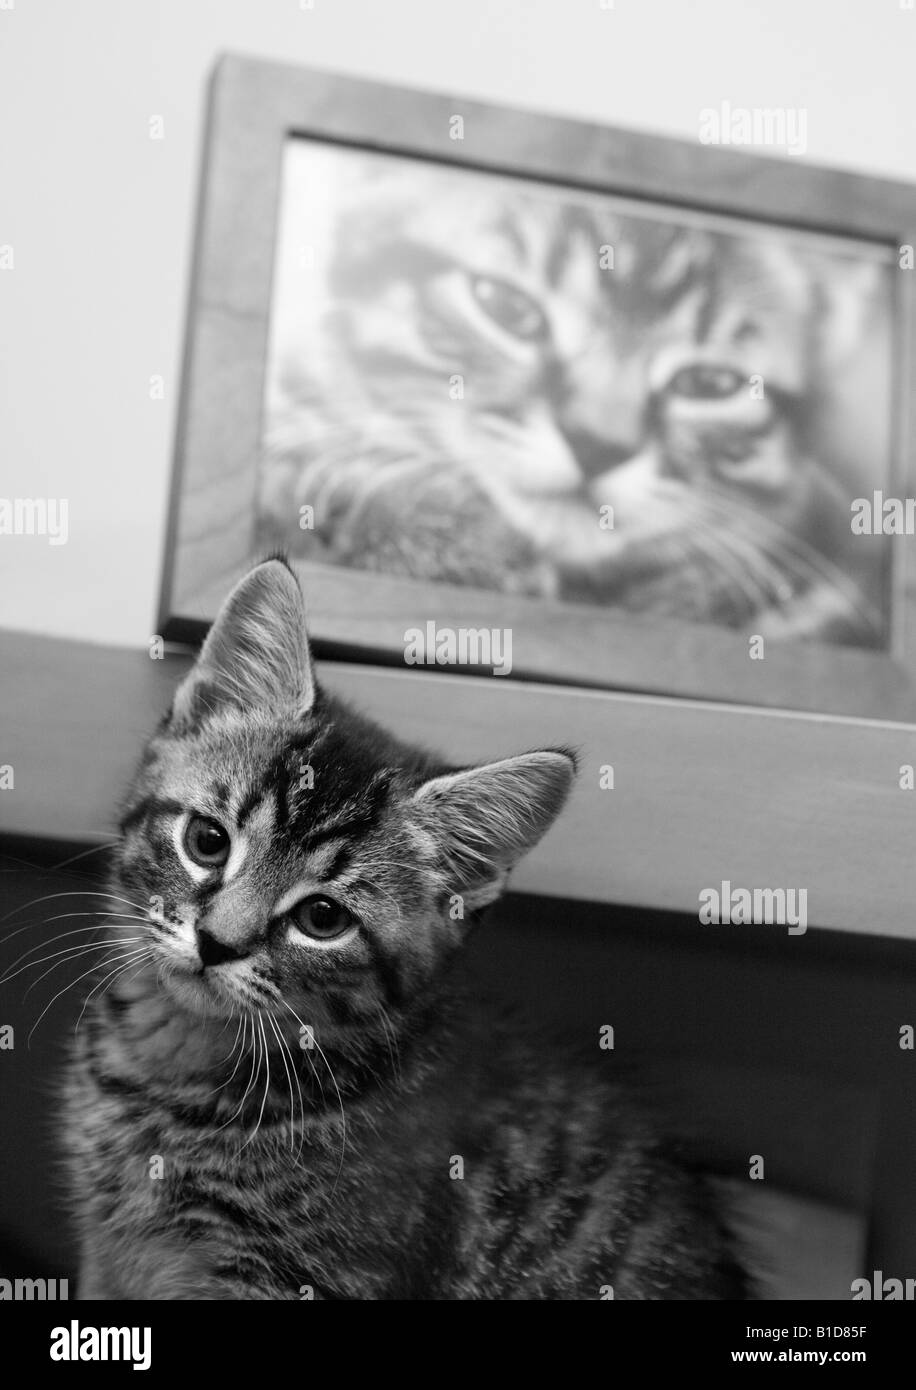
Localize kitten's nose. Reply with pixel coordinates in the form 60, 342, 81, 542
195, 926, 246, 968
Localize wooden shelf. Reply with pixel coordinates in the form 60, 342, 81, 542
2, 629, 916, 939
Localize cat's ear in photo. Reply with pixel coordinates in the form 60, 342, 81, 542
171, 556, 316, 727
411, 749, 576, 909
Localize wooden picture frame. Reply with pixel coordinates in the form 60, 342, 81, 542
159, 52, 916, 719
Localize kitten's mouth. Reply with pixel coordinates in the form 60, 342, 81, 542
160, 957, 239, 1017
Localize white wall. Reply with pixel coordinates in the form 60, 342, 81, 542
2, 0, 915, 646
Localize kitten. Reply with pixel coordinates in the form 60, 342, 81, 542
258, 161, 887, 647
66, 558, 745, 1299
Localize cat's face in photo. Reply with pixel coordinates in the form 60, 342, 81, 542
115, 561, 574, 1051
257, 151, 890, 644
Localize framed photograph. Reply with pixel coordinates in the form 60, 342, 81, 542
160, 54, 916, 718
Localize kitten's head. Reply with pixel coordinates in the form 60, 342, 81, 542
116, 559, 574, 1052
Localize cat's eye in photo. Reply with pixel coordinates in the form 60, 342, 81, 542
183, 814, 231, 869
288, 895, 356, 942
667, 363, 745, 401
469, 274, 548, 343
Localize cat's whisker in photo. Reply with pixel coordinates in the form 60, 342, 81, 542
700, 481, 885, 626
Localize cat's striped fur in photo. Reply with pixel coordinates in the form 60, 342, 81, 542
65, 558, 745, 1299
259, 157, 889, 648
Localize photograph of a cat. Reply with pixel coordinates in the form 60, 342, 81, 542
257, 145, 891, 648
66, 558, 745, 1299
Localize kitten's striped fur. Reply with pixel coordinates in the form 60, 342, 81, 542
66, 558, 744, 1299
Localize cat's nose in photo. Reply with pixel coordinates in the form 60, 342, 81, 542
195, 926, 247, 969
566, 429, 637, 480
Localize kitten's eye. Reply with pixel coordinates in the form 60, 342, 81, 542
470, 274, 547, 342
183, 815, 231, 869
289, 895, 356, 942
667, 364, 745, 400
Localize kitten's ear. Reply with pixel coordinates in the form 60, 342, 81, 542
171, 558, 316, 726
410, 749, 576, 909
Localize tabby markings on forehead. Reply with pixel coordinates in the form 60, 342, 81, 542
271, 840, 353, 913
121, 795, 184, 834
222, 817, 253, 882
297, 839, 350, 881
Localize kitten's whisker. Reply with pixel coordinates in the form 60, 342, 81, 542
357, 859, 421, 877
239, 1013, 273, 1152
273, 996, 326, 1103
278, 1022, 308, 1163
376, 1003, 402, 1083
52, 842, 120, 871
302, 1046, 325, 1103
267, 1010, 300, 1159
2, 916, 150, 972
1, 890, 149, 926
278, 994, 348, 1197
3, 936, 145, 991
26, 945, 151, 1048
309, 1035, 348, 1199
346, 876, 402, 921
213, 1016, 260, 1135
75, 949, 156, 1033
2, 920, 111, 969
201, 1014, 248, 1097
